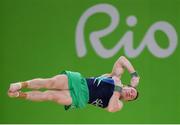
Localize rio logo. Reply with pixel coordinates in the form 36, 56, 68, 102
75, 3, 178, 58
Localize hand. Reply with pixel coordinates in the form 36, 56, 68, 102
130, 76, 140, 87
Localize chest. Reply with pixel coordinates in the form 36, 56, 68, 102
87, 76, 115, 108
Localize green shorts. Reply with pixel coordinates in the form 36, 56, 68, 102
61, 70, 89, 110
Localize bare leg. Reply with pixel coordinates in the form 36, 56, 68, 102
26, 74, 69, 90
8, 90, 72, 106
9, 74, 69, 92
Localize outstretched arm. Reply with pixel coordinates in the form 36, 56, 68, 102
111, 56, 140, 87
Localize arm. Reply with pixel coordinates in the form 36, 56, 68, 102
107, 91, 123, 112
111, 56, 135, 77
111, 56, 140, 87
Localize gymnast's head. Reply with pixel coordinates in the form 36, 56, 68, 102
121, 85, 139, 101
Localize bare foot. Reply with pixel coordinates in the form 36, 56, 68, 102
8, 91, 19, 98
8, 83, 22, 92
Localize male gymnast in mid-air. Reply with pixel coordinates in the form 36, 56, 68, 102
8, 56, 140, 112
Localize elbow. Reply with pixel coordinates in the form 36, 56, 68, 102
119, 56, 126, 62
107, 103, 123, 113
107, 106, 122, 113
118, 56, 128, 66
107, 107, 118, 113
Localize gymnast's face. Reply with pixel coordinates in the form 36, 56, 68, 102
122, 86, 138, 101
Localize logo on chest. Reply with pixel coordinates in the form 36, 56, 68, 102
91, 99, 104, 107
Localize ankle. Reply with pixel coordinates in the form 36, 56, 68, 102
21, 81, 29, 88
18, 92, 27, 99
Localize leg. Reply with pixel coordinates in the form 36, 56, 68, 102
8, 90, 72, 106
26, 74, 69, 90
9, 74, 69, 92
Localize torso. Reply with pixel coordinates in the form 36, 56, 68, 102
86, 75, 121, 108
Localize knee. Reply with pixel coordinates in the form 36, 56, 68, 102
51, 75, 67, 84
52, 75, 67, 81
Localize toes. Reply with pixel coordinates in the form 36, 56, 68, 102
8, 91, 19, 98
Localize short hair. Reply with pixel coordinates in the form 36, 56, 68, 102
133, 91, 139, 101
